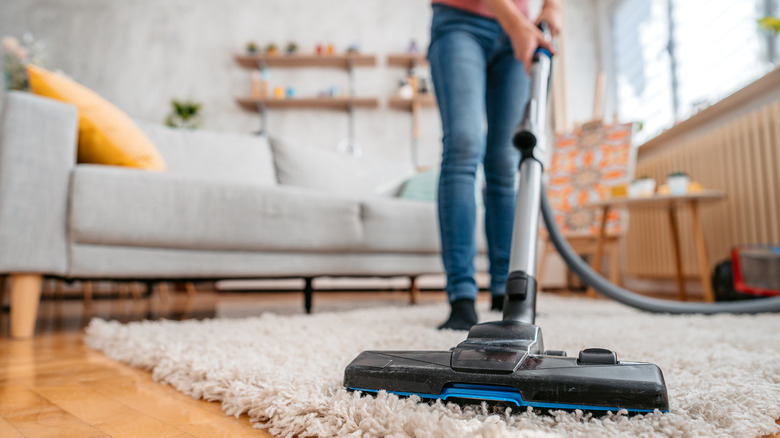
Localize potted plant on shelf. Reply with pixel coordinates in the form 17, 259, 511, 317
266, 43, 278, 57
667, 171, 690, 195
165, 99, 203, 130
286, 42, 298, 55
628, 176, 656, 198
246, 41, 259, 54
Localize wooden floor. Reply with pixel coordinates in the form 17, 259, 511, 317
0, 287, 777, 437
0, 287, 448, 437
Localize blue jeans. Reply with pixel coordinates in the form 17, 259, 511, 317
428, 4, 530, 302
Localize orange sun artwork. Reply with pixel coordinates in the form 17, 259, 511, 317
546, 123, 634, 236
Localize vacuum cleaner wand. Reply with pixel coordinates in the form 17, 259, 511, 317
502, 22, 553, 325
344, 24, 670, 414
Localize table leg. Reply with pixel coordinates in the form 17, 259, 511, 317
587, 206, 610, 298
689, 201, 716, 302
667, 206, 687, 301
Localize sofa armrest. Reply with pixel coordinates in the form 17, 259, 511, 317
0, 92, 78, 275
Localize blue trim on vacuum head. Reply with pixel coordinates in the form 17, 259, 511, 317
348, 384, 668, 414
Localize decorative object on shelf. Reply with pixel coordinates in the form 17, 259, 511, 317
285, 86, 295, 98
246, 41, 259, 54
419, 77, 433, 94
165, 98, 203, 130
407, 39, 419, 54
273, 86, 285, 99
397, 78, 414, 99
250, 69, 269, 98
266, 43, 279, 56
610, 184, 628, 198
3, 32, 46, 91
347, 43, 360, 54
329, 85, 342, 98
286, 42, 298, 54
315, 44, 323, 55
628, 176, 656, 198
326, 43, 335, 56
667, 171, 690, 195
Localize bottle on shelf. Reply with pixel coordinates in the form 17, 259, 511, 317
250, 70, 269, 99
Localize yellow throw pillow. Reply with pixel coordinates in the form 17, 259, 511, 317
26, 65, 166, 171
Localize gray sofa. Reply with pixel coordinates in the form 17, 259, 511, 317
0, 92, 488, 338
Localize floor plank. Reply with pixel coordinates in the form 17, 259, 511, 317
0, 416, 23, 438
34, 384, 195, 438
0, 381, 109, 437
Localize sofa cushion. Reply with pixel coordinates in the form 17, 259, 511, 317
69, 165, 362, 252
359, 197, 488, 254
269, 137, 414, 196
26, 65, 166, 171
136, 121, 277, 186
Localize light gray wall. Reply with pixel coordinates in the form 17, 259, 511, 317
1, 0, 602, 168
0, 0, 438, 166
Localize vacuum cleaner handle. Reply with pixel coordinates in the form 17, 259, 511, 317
503, 23, 554, 324
512, 22, 553, 160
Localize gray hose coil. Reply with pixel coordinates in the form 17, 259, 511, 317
540, 186, 780, 314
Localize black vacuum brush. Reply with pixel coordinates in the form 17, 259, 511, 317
343, 23, 670, 414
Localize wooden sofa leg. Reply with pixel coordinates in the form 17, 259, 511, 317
409, 276, 420, 305
10, 274, 43, 339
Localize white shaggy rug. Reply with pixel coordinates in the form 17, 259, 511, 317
85, 295, 780, 438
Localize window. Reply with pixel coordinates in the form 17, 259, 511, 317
611, 0, 776, 143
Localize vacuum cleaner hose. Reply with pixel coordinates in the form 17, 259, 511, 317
540, 187, 780, 314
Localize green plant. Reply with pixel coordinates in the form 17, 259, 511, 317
165, 99, 203, 130
759, 16, 780, 35
246, 41, 259, 53
668, 171, 689, 177
286, 42, 297, 54
3, 33, 46, 91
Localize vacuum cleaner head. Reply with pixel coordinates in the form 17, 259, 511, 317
344, 321, 669, 414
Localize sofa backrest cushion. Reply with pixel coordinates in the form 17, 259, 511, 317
269, 137, 414, 196
26, 65, 167, 171
136, 121, 277, 186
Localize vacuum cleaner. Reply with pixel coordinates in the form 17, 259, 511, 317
344, 23, 780, 414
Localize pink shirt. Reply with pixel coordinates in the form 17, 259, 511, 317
433, 0, 530, 19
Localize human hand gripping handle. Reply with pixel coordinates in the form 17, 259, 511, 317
481, 0, 556, 73
534, 22, 553, 60
510, 20, 554, 74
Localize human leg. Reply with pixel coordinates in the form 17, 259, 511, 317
428, 7, 497, 329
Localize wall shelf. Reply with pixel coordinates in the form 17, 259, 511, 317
387, 54, 428, 69
388, 95, 436, 111
235, 53, 377, 70
236, 97, 379, 112
234, 52, 377, 155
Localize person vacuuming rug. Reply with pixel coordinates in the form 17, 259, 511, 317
428, 0, 560, 330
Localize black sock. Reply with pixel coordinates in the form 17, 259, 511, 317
438, 298, 478, 331
491, 295, 504, 312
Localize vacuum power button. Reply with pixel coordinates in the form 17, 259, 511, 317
577, 348, 618, 365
